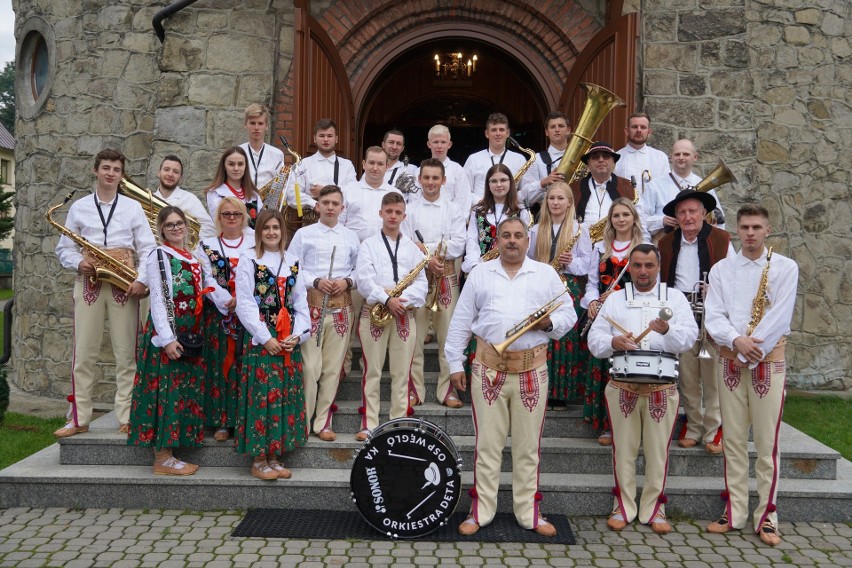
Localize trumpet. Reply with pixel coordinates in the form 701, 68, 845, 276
425, 239, 447, 312
690, 271, 713, 359
493, 289, 569, 356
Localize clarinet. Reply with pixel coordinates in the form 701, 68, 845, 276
315, 245, 336, 347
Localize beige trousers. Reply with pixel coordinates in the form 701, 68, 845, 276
342, 290, 365, 377
605, 382, 679, 524
301, 305, 354, 434
718, 357, 786, 532
468, 359, 549, 530
70, 278, 139, 427
410, 274, 459, 404
357, 305, 417, 431
678, 341, 722, 443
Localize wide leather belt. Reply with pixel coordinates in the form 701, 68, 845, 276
307, 288, 352, 309
610, 380, 673, 396
474, 336, 547, 373
713, 337, 786, 363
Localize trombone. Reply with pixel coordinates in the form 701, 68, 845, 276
492, 289, 569, 355
425, 239, 447, 312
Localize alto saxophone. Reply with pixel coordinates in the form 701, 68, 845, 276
480, 244, 500, 262
369, 246, 431, 327
46, 191, 139, 292
508, 137, 536, 186
587, 180, 640, 244
746, 247, 772, 336
550, 226, 583, 283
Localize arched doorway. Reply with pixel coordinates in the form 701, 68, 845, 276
359, 39, 549, 163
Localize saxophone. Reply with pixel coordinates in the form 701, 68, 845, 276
261, 136, 302, 212
746, 247, 772, 335
46, 191, 139, 292
118, 176, 202, 249
508, 137, 536, 186
550, 225, 583, 283
369, 246, 432, 327
587, 181, 640, 244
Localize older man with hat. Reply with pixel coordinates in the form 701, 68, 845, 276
658, 190, 735, 454
570, 142, 635, 231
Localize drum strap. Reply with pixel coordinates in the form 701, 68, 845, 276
625, 283, 670, 350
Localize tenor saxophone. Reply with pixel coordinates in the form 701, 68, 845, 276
261, 137, 302, 213
46, 191, 139, 292
746, 247, 772, 335
369, 247, 432, 327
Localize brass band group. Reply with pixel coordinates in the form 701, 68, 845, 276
50, 95, 798, 545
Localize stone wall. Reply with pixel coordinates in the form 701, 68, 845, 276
10, 0, 294, 399
642, 0, 851, 389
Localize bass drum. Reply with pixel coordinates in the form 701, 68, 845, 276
350, 418, 462, 539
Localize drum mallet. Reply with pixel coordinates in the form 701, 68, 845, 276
632, 307, 673, 343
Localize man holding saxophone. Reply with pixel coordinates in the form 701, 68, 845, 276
704, 204, 798, 546
54, 148, 156, 437
658, 190, 734, 454
403, 159, 467, 409
447, 217, 575, 537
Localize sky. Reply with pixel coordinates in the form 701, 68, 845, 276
1, 0, 15, 66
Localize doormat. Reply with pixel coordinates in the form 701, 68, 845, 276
232, 509, 575, 544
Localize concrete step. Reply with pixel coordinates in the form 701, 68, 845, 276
3, 443, 850, 522
57, 413, 841, 481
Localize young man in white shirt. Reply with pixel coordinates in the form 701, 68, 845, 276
403, 159, 467, 409
54, 148, 156, 438
419, 124, 472, 213
355, 192, 428, 441
613, 112, 670, 187
286, 118, 357, 212
704, 204, 799, 547
463, 112, 528, 204
288, 185, 360, 442
381, 129, 418, 192
239, 103, 285, 191
153, 155, 216, 239
525, 111, 573, 208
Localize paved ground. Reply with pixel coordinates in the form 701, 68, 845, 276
0, 508, 850, 567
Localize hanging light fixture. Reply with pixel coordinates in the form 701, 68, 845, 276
434, 51, 478, 80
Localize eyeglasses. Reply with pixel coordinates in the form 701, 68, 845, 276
221, 212, 243, 219
163, 221, 186, 231
488, 177, 511, 185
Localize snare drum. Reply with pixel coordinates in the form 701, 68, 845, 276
350, 418, 462, 538
609, 350, 679, 384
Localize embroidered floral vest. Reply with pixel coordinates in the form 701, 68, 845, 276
253, 260, 299, 326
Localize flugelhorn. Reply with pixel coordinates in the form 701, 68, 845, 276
492, 289, 569, 356
425, 239, 446, 312
691, 271, 713, 359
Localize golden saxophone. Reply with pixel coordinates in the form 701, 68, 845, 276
480, 244, 500, 262
550, 226, 583, 283
508, 137, 536, 228
369, 246, 432, 327
425, 239, 447, 312
261, 136, 301, 212
46, 191, 139, 292
118, 176, 202, 249
746, 247, 772, 336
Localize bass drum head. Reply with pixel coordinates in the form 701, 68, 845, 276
350, 418, 462, 539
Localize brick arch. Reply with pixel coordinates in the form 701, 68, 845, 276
315, 0, 601, 114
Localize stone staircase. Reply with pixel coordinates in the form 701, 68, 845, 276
1, 343, 850, 522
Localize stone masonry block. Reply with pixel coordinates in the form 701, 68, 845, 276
679, 9, 745, 41
794, 8, 821, 25
784, 26, 810, 46
645, 44, 698, 72
155, 107, 207, 146
206, 35, 275, 73
187, 74, 237, 106
646, 97, 715, 129
160, 37, 204, 72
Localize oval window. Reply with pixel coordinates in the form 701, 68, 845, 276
16, 17, 56, 120
31, 36, 48, 99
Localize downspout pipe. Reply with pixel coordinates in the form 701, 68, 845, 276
153, 0, 200, 43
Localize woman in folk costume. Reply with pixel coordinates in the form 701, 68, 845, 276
460, 163, 532, 378
582, 197, 645, 445
128, 206, 212, 475
197, 197, 255, 442
234, 209, 310, 480
205, 146, 263, 230
527, 182, 593, 408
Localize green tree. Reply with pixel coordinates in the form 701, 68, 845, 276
0, 61, 14, 135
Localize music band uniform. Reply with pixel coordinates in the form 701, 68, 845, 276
613, 143, 670, 186
355, 231, 428, 433
446, 256, 576, 531
570, 174, 634, 230
206, 184, 263, 231
402, 192, 467, 406
288, 221, 360, 437
705, 247, 798, 536
285, 151, 357, 211
240, 141, 285, 191
416, 156, 473, 213
55, 192, 156, 430
588, 282, 697, 528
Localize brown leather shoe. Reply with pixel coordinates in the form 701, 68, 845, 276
705, 441, 723, 454
355, 429, 370, 442
213, 428, 229, 442
707, 513, 735, 534
318, 429, 336, 442
758, 521, 781, 546
597, 431, 613, 446
117, 423, 130, 435
408, 393, 421, 407
458, 516, 480, 536
443, 395, 463, 409
650, 513, 672, 535
153, 457, 199, 476
678, 438, 698, 448
250, 460, 279, 481
533, 518, 557, 537
606, 512, 627, 531
267, 459, 292, 480
54, 423, 89, 438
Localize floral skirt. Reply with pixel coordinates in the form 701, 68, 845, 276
585, 355, 611, 432
202, 301, 241, 429
235, 324, 308, 458
546, 275, 588, 402
128, 314, 205, 450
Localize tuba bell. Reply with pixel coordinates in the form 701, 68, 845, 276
690, 160, 736, 226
